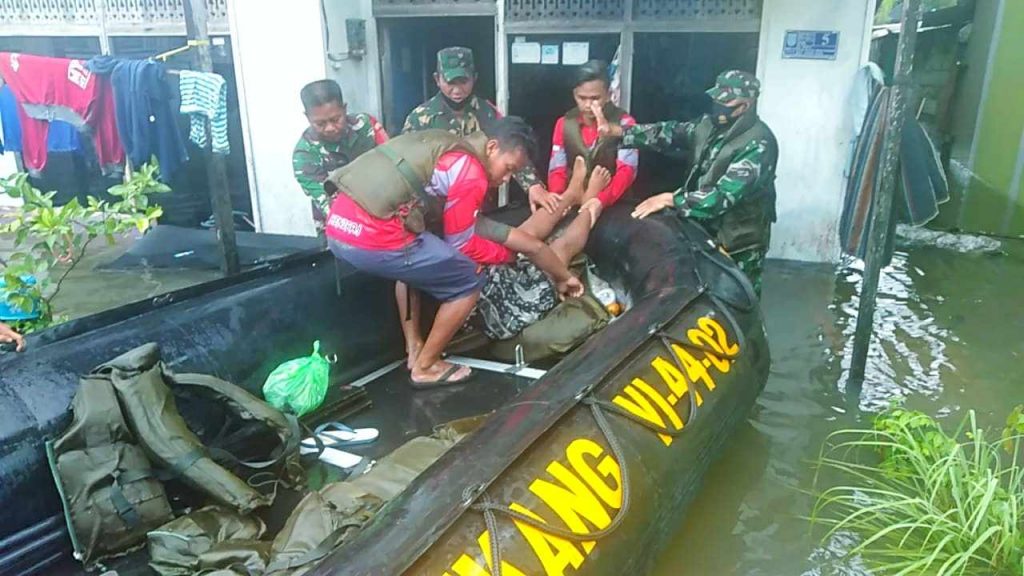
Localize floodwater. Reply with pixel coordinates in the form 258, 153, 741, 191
654, 230, 1024, 576
8, 220, 1023, 575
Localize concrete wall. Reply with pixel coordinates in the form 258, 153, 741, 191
228, 0, 326, 236
322, 0, 382, 119
756, 0, 874, 263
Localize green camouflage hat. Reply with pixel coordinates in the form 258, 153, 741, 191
437, 47, 476, 82
706, 70, 761, 103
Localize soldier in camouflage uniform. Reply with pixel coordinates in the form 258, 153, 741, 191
597, 70, 778, 295
292, 79, 388, 221
403, 47, 560, 215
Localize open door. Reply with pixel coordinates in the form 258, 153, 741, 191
377, 16, 496, 135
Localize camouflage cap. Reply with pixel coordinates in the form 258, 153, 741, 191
706, 70, 761, 103
437, 47, 476, 82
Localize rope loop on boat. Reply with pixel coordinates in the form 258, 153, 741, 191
470, 386, 702, 575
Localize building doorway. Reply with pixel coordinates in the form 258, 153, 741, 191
377, 16, 496, 135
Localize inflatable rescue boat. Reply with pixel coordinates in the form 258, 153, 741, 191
0, 204, 769, 576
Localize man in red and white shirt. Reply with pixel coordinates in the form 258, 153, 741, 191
326, 117, 583, 388
548, 59, 638, 213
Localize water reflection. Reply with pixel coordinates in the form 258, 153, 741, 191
653, 237, 1023, 575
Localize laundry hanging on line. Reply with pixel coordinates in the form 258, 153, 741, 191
0, 84, 81, 155
86, 56, 190, 182
0, 52, 124, 174
179, 70, 230, 154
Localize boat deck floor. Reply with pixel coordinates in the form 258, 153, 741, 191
49, 362, 538, 575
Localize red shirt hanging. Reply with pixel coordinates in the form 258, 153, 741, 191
0, 52, 124, 173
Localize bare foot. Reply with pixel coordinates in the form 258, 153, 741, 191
564, 156, 588, 204
410, 360, 472, 386
406, 341, 424, 370
583, 165, 612, 203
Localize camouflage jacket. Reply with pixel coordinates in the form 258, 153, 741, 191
402, 92, 542, 191
622, 114, 776, 221
292, 113, 388, 214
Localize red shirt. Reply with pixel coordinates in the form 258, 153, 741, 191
547, 112, 638, 207
325, 150, 511, 264
433, 151, 512, 264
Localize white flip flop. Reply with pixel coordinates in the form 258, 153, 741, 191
299, 444, 363, 469
301, 421, 379, 450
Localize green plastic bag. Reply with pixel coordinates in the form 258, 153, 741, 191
262, 341, 330, 416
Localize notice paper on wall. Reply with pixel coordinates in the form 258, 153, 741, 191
511, 42, 541, 64
541, 44, 559, 65
562, 42, 589, 65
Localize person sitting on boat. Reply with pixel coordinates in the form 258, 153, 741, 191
594, 70, 778, 295
547, 59, 638, 212
466, 156, 609, 342
292, 79, 389, 224
0, 322, 25, 352
324, 117, 584, 388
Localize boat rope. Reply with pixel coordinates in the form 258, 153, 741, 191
470, 383, 702, 575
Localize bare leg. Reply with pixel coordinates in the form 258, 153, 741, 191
517, 156, 588, 240
550, 200, 601, 265
581, 165, 612, 205
410, 291, 480, 383
395, 282, 424, 369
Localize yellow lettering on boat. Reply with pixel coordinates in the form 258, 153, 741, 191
632, 370, 684, 433
566, 438, 622, 509
444, 529, 531, 576
651, 354, 700, 406
510, 502, 586, 575
611, 378, 673, 445
530, 461, 612, 552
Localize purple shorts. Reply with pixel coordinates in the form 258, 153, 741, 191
329, 235, 485, 302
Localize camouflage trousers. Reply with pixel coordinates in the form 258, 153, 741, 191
727, 225, 769, 297
732, 249, 766, 297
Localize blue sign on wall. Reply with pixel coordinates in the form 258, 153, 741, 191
782, 30, 840, 61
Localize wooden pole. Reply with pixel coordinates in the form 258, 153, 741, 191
848, 0, 923, 385
184, 0, 240, 276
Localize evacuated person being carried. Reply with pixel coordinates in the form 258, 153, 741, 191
292, 79, 388, 224
595, 70, 778, 295
403, 46, 559, 215
324, 117, 583, 388
548, 59, 638, 216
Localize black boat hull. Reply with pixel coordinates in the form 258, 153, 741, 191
0, 205, 769, 576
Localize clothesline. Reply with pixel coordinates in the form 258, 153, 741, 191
0, 51, 230, 183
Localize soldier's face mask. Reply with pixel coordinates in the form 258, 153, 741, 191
711, 101, 738, 126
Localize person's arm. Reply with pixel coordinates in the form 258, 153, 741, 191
292, 141, 329, 201
402, 106, 426, 134
547, 117, 569, 195
0, 322, 25, 352
595, 115, 639, 207
592, 103, 696, 153
675, 140, 767, 220
501, 228, 583, 299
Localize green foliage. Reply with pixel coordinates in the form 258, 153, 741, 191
0, 162, 169, 332
875, 0, 959, 24
811, 408, 1024, 575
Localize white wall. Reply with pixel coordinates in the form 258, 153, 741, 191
229, 0, 326, 236
756, 0, 874, 263
322, 0, 382, 119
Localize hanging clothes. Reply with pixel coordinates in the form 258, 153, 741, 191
0, 52, 123, 173
0, 84, 81, 154
86, 56, 189, 182
178, 70, 229, 154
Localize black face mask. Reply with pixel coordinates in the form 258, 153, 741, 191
441, 92, 470, 111
711, 101, 737, 126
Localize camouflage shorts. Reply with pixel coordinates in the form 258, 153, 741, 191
470, 257, 557, 341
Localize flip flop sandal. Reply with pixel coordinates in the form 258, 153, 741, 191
298, 444, 364, 469
300, 422, 379, 450
408, 364, 475, 390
